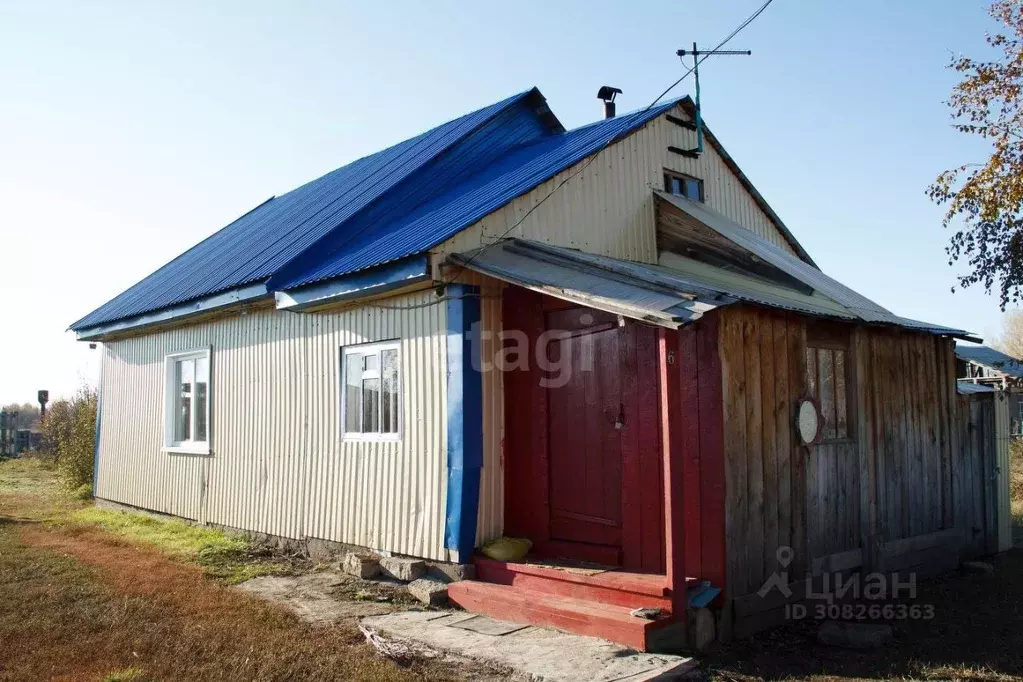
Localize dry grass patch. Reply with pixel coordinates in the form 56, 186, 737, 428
5, 523, 451, 682
0, 459, 487, 681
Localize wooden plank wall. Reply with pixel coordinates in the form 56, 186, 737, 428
717, 305, 1003, 639
867, 329, 954, 544
719, 306, 803, 601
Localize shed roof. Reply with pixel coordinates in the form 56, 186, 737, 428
957, 380, 997, 395
450, 236, 977, 341
955, 344, 1023, 378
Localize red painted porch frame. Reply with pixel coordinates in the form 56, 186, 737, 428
502, 286, 728, 614
675, 316, 727, 596
502, 287, 664, 573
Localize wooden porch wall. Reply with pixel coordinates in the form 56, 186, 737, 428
719, 307, 805, 600
717, 305, 1004, 638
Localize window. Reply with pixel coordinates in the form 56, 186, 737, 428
342, 340, 401, 440
163, 348, 211, 454
664, 170, 704, 202
805, 326, 852, 442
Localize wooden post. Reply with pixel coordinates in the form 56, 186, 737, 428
659, 327, 687, 627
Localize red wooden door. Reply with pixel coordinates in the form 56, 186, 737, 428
546, 317, 624, 549
502, 287, 665, 572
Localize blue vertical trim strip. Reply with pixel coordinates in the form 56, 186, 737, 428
444, 284, 483, 557
92, 346, 104, 495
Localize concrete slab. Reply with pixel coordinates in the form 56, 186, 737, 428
362, 610, 697, 682
237, 572, 396, 624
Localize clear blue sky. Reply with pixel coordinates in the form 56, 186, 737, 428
0, 0, 1006, 404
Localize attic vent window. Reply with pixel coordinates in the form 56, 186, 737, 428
664, 170, 704, 202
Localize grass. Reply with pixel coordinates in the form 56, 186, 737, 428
68, 506, 292, 584
0, 458, 475, 681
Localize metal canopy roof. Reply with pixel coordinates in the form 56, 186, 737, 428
655, 191, 978, 340
955, 343, 1023, 378
452, 234, 979, 340
449, 239, 732, 328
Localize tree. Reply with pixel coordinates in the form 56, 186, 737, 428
929, 0, 1023, 308
992, 308, 1023, 358
1, 402, 41, 430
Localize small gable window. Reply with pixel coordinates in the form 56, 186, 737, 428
664, 170, 704, 202
342, 340, 401, 441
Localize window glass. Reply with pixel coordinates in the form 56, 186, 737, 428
345, 353, 363, 433
195, 356, 209, 443
175, 358, 193, 442
685, 177, 703, 201
805, 345, 851, 442
343, 342, 400, 439
382, 348, 399, 434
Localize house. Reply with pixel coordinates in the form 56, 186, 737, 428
72, 87, 1008, 650
956, 343, 1023, 434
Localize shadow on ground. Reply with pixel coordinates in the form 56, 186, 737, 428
703, 549, 1023, 681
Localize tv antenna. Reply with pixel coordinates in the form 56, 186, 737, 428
676, 43, 750, 157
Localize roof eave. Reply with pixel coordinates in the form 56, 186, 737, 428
73, 283, 270, 342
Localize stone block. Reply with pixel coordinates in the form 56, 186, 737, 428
379, 556, 426, 582
342, 553, 380, 579
408, 577, 448, 606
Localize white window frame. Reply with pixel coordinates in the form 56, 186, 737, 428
162, 347, 212, 455
341, 340, 402, 443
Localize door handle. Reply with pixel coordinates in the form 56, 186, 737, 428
614, 403, 625, 430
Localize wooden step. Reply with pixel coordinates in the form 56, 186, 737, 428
448, 579, 675, 650
474, 557, 674, 612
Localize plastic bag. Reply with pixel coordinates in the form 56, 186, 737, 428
480, 536, 532, 562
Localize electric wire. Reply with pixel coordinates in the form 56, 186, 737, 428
438, 0, 777, 291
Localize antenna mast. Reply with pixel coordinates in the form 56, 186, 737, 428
676, 43, 750, 156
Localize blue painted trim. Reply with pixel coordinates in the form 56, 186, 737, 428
92, 346, 104, 495
444, 284, 483, 558
275, 255, 430, 311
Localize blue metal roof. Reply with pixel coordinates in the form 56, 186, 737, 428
71, 88, 562, 331
276, 100, 679, 290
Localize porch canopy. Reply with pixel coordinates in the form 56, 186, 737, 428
447, 190, 979, 341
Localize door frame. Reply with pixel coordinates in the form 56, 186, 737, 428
502, 286, 665, 572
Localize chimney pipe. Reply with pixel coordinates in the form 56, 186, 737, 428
597, 86, 622, 119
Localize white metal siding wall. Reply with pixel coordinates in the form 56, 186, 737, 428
96, 289, 453, 560
436, 103, 796, 263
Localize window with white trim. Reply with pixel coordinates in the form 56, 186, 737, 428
342, 340, 401, 440
163, 348, 211, 454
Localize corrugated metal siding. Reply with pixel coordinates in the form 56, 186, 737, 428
435, 104, 797, 264
96, 290, 454, 560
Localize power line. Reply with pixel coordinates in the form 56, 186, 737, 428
442, 0, 776, 288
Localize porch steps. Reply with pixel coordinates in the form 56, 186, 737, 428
447, 579, 674, 651
473, 557, 674, 612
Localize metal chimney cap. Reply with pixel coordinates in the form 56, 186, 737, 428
597, 86, 622, 102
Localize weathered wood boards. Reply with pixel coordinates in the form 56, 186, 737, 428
716, 306, 1004, 640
